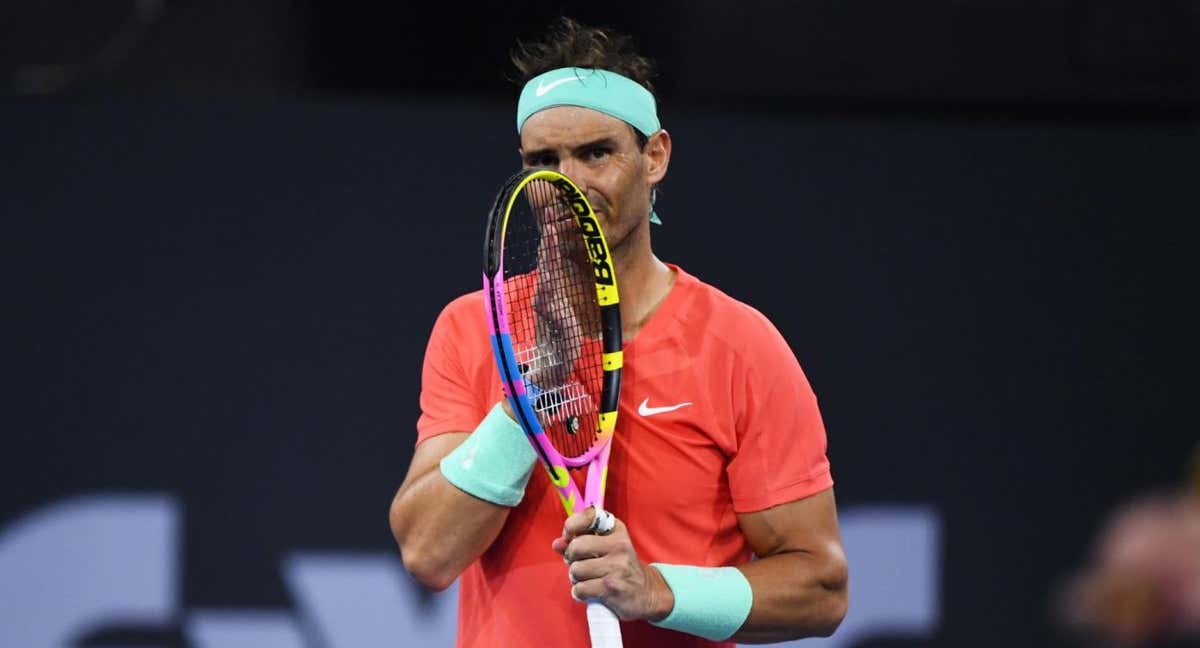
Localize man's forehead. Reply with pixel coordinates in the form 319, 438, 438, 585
519, 106, 632, 149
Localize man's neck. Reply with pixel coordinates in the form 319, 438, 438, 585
612, 226, 676, 341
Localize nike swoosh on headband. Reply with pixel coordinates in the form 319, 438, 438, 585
535, 76, 584, 96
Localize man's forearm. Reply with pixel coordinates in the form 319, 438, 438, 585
389, 434, 514, 591
729, 550, 848, 643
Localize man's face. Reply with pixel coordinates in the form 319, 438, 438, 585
519, 106, 650, 251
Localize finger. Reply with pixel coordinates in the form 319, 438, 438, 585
564, 533, 613, 563
568, 556, 608, 585
609, 516, 627, 536
571, 575, 610, 603
562, 508, 598, 538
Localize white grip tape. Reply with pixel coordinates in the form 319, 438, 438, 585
584, 508, 622, 645
587, 600, 623, 647
591, 508, 616, 535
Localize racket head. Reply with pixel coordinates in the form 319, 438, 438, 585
483, 168, 623, 472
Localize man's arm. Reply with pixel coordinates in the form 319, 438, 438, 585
555, 487, 848, 642
729, 487, 848, 641
389, 431, 514, 591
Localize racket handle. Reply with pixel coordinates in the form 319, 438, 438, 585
586, 600, 623, 647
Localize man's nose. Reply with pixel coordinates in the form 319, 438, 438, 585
556, 158, 586, 191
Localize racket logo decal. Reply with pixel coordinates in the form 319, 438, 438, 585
551, 178, 615, 287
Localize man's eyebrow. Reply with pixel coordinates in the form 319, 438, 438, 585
522, 137, 620, 161
570, 137, 618, 154
521, 147, 554, 161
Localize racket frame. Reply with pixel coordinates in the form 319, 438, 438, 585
482, 167, 623, 516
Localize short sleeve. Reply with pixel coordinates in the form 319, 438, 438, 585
415, 294, 491, 445
726, 315, 832, 513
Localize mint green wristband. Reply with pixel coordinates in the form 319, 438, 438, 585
439, 404, 536, 506
649, 563, 753, 641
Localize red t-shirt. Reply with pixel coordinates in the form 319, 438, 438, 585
416, 264, 833, 648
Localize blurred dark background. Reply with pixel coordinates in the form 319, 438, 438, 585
3, 1, 1198, 117
3, 2, 1198, 648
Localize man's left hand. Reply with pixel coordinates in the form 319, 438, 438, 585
551, 509, 675, 621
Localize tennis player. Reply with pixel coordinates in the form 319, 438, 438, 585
390, 17, 847, 647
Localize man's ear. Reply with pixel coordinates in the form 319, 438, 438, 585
645, 130, 672, 185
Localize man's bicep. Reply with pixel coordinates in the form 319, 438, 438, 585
732, 489, 849, 641
417, 295, 491, 443
736, 487, 843, 560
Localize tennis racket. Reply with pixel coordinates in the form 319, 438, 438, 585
482, 168, 624, 647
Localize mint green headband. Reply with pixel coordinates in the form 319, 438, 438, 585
517, 67, 664, 224
516, 67, 661, 137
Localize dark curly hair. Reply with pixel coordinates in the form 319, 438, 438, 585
511, 17, 657, 147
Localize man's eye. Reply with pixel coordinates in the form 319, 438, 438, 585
586, 148, 610, 160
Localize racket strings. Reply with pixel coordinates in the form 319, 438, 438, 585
531, 381, 591, 419
513, 344, 571, 381
503, 178, 605, 460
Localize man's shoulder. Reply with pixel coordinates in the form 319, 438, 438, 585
424, 289, 495, 374
435, 289, 486, 321
681, 269, 779, 334
676, 268, 795, 364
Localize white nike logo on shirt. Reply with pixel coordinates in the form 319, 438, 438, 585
535, 76, 583, 96
637, 398, 693, 417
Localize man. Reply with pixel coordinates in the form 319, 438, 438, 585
390, 17, 847, 647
